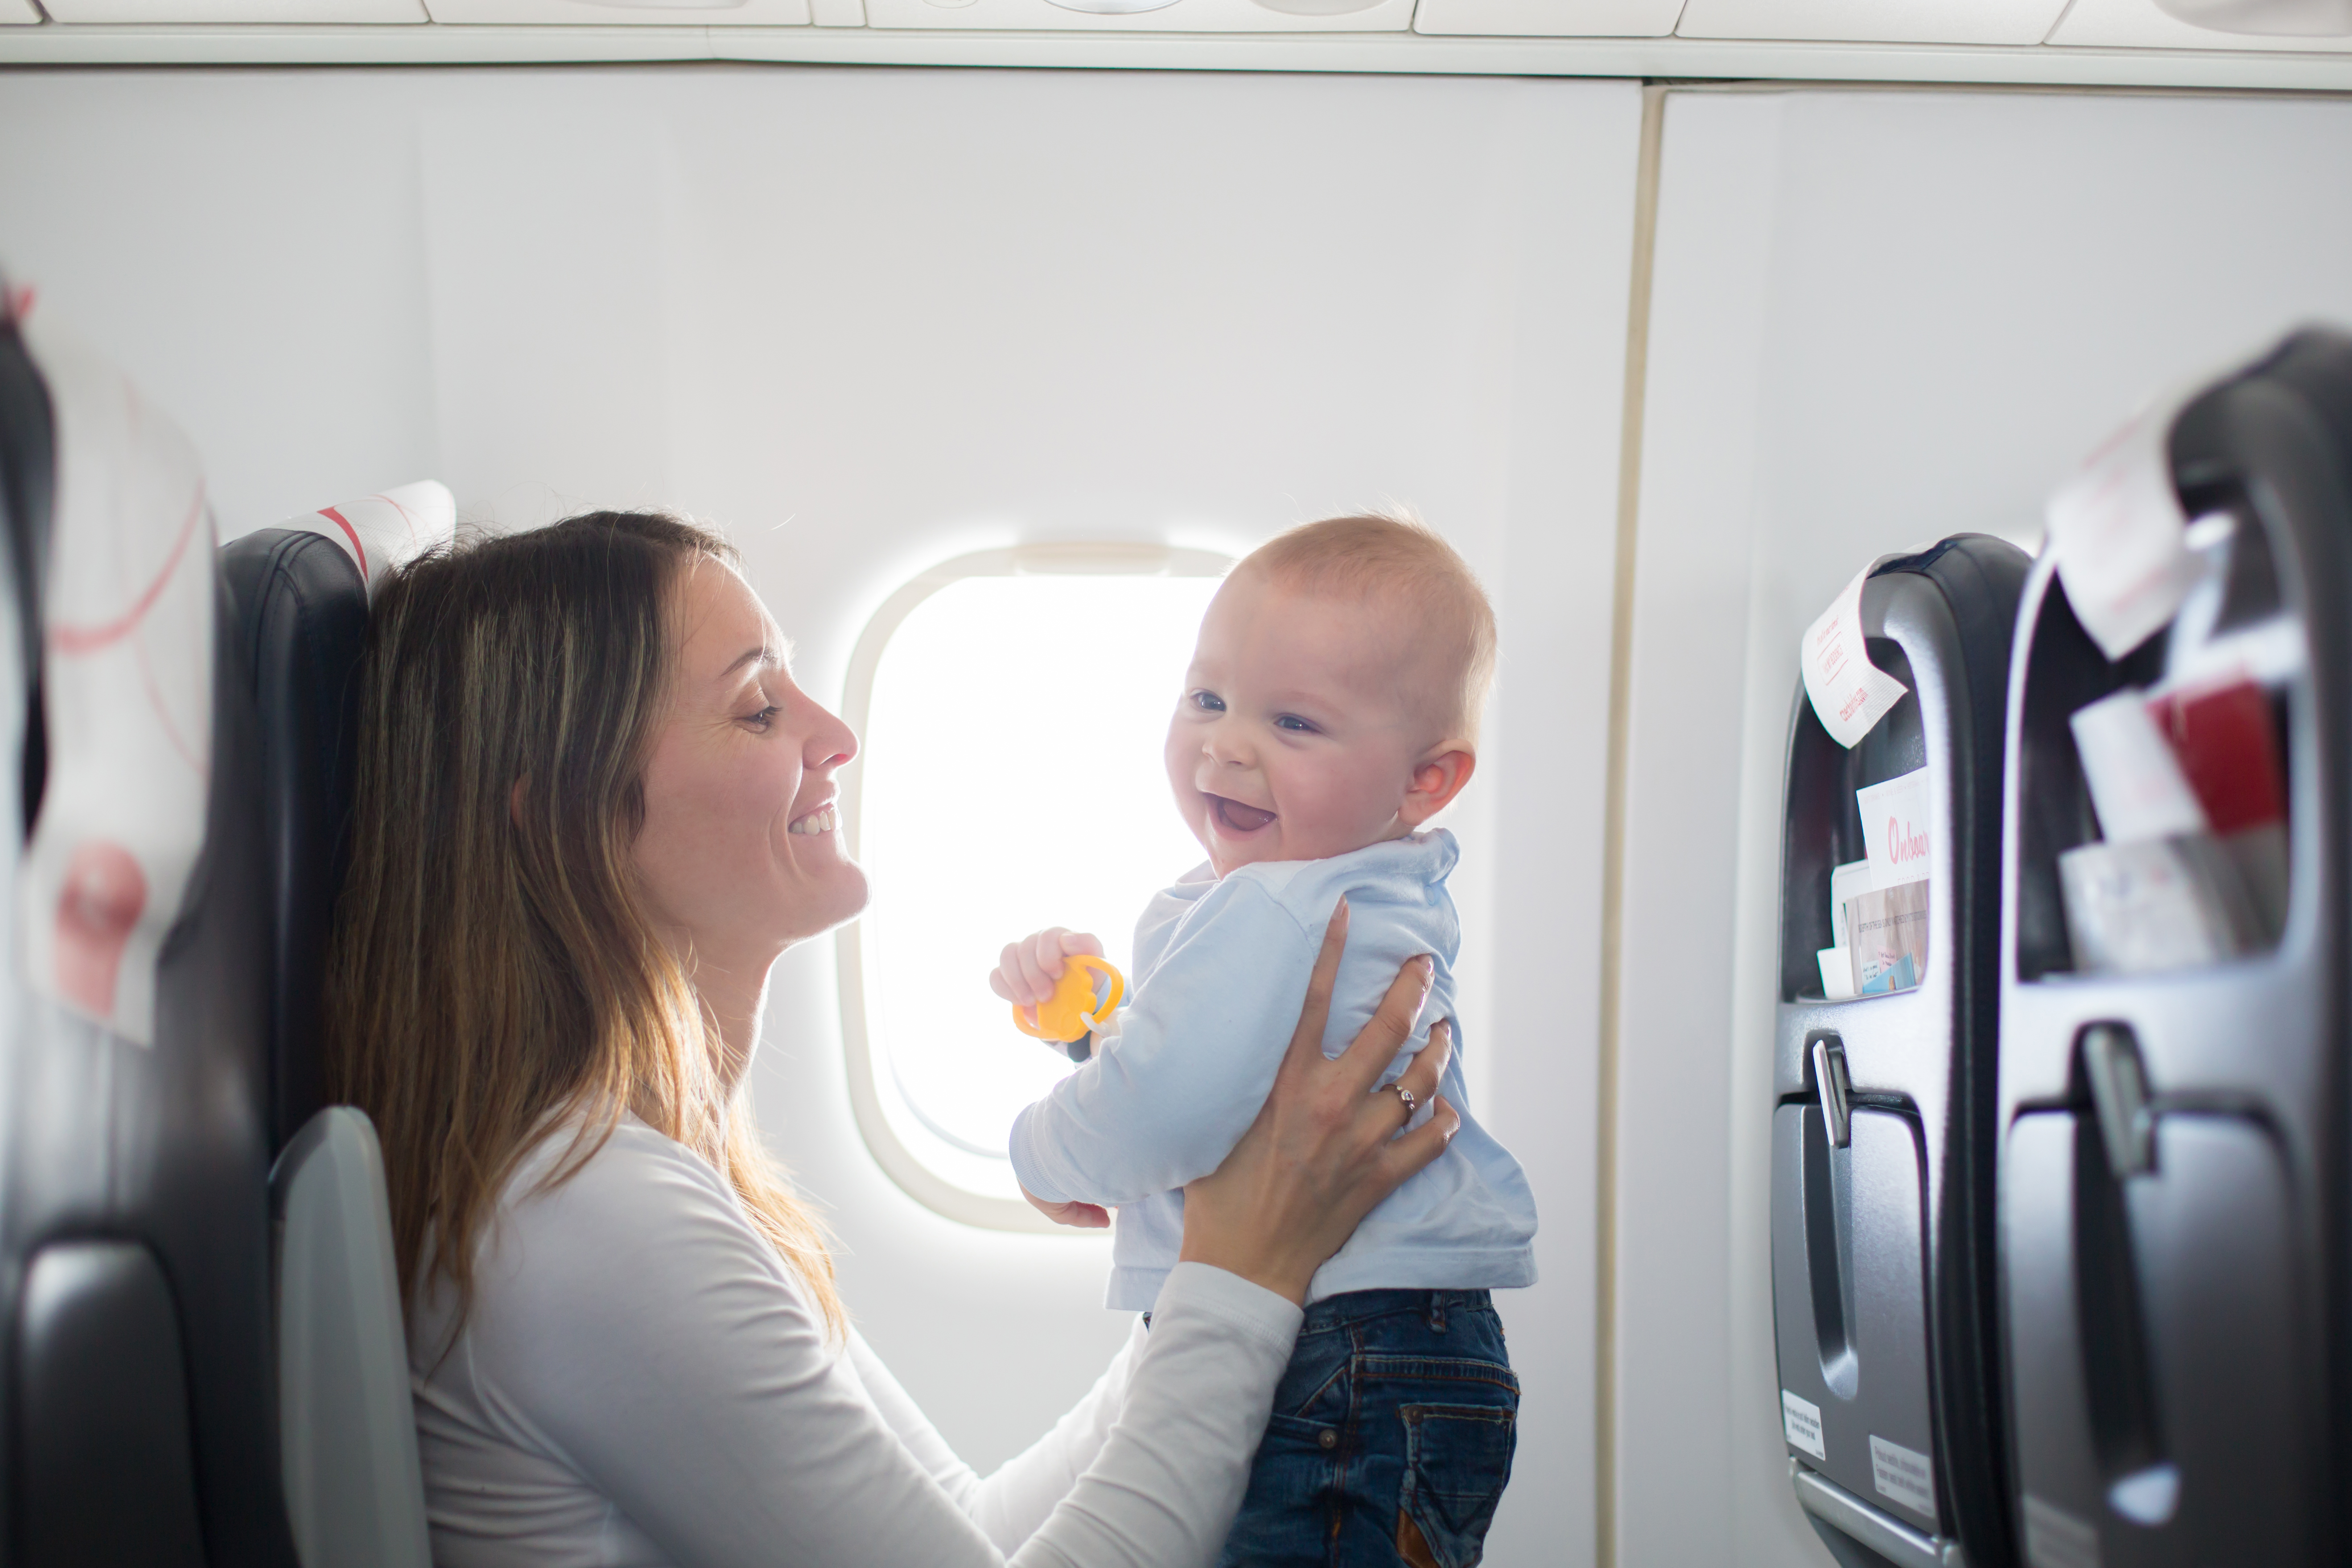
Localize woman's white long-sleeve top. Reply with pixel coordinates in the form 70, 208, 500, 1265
408, 1118, 1303, 1568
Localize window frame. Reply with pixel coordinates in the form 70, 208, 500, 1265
836, 542, 1233, 1231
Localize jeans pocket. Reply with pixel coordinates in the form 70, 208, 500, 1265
1397, 1402, 1519, 1568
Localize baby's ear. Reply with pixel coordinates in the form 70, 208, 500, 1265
1399, 744, 1477, 827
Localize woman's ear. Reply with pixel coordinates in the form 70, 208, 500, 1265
1398, 745, 1476, 828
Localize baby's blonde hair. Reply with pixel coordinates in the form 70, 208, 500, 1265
1237, 512, 1497, 743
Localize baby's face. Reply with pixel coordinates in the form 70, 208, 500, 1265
1166, 569, 1453, 877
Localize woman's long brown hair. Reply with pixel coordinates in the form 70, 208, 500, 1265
326, 510, 844, 1338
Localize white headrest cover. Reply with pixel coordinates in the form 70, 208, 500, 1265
17, 310, 213, 1045
280, 482, 455, 600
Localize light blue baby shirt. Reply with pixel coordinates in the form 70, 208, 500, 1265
1009, 829, 1539, 1310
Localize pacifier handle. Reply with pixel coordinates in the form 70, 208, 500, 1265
1069, 955, 1123, 1022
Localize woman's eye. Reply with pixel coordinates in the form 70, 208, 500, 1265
1191, 691, 1226, 713
744, 705, 780, 730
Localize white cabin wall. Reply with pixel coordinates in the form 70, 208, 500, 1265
0, 66, 1639, 1562
1620, 83, 2352, 1568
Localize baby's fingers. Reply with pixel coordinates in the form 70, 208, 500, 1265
997, 939, 1052, 1006
1013, 936, 1064, 1000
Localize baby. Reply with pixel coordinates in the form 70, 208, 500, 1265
990, 514, 1537, 1568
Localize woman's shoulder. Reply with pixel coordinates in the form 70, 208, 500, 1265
475, 1117, 776, 1303
503, 1115, 733, 1223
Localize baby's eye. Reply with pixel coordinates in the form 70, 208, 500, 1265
1191, 690, 1227, 714
1274, 714, 1318, 734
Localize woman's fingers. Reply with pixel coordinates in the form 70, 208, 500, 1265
1335, 951, 1435, 1095
1389, 1019, 1451, 1107
1278, 898, 1349, 1077
1380, 1095, 1462, 1185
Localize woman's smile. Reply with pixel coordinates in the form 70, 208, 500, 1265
787, 803, 840, 836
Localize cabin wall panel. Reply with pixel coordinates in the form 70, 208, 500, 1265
1624, 82, 2352, 1568
0, 66, 1638, 1564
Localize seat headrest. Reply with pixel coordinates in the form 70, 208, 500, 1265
16, 308, 212, 1045
276, 482, 455, 600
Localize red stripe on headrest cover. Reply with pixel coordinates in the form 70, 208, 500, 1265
317, 505, 369, 581
49, 483, 207, 656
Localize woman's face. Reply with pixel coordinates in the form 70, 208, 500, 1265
631, 555, 867, 968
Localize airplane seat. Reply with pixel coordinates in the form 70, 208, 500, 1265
2, 305, 299, 1566
224, 484, 450, 1568
220, 481, 449, 1155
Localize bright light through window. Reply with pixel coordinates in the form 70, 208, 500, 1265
852, 563, 1226, 1212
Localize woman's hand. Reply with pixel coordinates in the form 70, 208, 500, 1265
990, 927, 1106, 1025
1178, 898, 1460, 1305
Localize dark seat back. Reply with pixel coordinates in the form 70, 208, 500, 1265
221, 529, 371, 1153
1997, 326, 2352, 1568
1771, 534, 2031, 1568
0, 303, 297, 1568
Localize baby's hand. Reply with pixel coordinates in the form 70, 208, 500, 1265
989, 927, 1105, 1024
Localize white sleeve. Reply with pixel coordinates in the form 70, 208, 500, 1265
844, 1319, 1149, 1553
1012, 1265, 1301, 1568
463, 1131, 1298, 1568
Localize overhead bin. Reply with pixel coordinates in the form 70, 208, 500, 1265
865, 0, 1410, 31
1996, 329, 2352, 1568
1410, 0, 1682, 36
40, 0, 423, 20
1676, 0, 2062, 45
0, 0, 41, 23
1772, 536, 2031, 1568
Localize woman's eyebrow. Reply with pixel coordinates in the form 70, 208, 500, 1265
719, 644, 781, 679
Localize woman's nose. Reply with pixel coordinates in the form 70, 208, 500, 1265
806, 699, 858, 771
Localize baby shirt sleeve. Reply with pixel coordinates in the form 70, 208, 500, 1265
1009, 880, 1319, 1208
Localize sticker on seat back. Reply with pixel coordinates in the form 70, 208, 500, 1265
1779, 1391, 1825, 1461
1869, 1434, 1935, 1518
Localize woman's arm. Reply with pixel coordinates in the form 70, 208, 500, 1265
843, 1318, 1146, 1553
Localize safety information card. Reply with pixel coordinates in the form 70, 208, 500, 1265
1802, 564, 1909, 749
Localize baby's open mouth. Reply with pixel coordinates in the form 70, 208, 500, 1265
1208, 794, 1276, 835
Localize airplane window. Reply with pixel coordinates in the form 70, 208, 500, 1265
840, 548, 1228, 1229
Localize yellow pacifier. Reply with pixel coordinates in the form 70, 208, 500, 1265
1014, 955, 1125, 1062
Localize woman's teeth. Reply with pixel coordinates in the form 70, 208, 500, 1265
789, 805, 839, 836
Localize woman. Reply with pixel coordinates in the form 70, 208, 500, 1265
327, 511, 1461, 1568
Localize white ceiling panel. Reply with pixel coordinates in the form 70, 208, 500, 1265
866, 0, 1411, 29
1676, 0, 2060, 42
2050, 0, 2352, 49
1412, 0, 1684, 36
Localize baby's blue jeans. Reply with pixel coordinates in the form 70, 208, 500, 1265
1214, 1288, 1519, 1568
